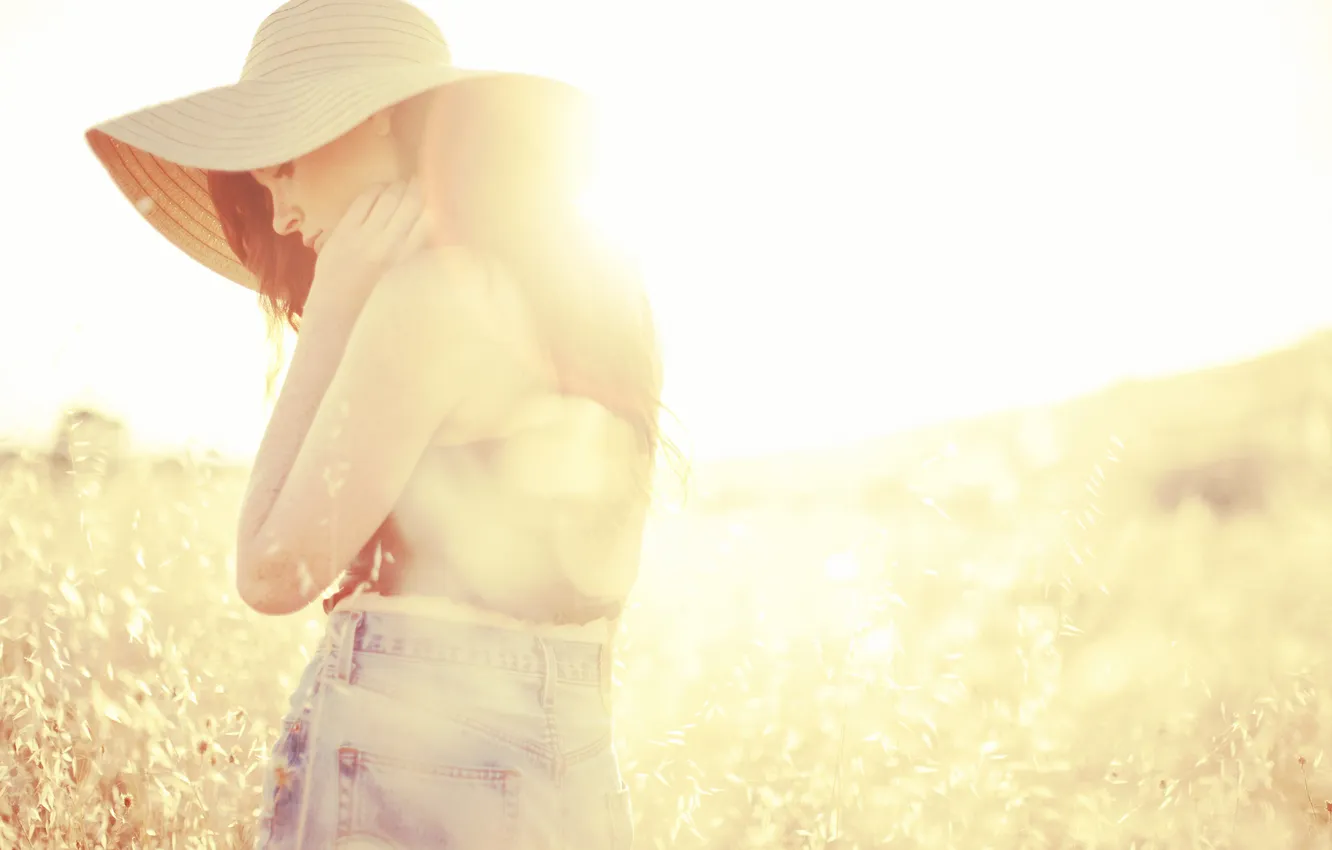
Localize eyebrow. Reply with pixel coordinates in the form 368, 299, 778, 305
253, 160, 293, 184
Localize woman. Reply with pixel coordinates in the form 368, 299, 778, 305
84, 0, 674, 847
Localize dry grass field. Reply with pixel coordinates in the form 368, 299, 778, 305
8, 333, 1332, 848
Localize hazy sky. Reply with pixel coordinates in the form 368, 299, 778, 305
4, 0, 1332, 462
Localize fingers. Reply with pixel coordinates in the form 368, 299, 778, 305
365, 180, 419, 227
369, 179, 425, 260
363, 181, 408, 229
339, 182, 387, 229
339, 178, 412, 232
323, 179, 426, 267
387, 180, 424, 247
392, 206, 434, 265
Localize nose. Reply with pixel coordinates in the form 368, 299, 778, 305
270, 194, 302, 237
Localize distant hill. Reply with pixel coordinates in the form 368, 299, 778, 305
691, 329, 1332, 519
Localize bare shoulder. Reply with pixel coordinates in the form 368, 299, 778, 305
367, 247, 544, 367
374, 247, 555, 442
372, 246, 498, 322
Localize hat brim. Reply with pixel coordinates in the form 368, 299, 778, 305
86, 64, 502, 292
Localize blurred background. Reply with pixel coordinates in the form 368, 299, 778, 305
7, 0, 1332, 848
5, 0, 1332, 461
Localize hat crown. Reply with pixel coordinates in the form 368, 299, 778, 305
240, 0, 452, 81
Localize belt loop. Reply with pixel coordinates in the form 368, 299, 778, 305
600, 618, 617, 713
537, 638, 557, 710
334, 611, 363, 685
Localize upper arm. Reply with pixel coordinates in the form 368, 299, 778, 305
235, 250, 540, 614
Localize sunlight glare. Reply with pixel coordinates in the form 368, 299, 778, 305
824, 551, 860, 582
859, 625, 897, 660
575, 111, 653, 262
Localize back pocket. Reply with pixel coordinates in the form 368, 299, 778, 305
335, 746, 522, 849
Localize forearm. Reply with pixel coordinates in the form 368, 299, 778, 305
237, 289, 363, 547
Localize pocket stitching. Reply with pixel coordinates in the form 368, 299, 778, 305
336, 745, 523, 845
338, 664, 559, 772
346, 747, 521, 786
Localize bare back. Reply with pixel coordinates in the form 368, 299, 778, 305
370, 251, 651, 615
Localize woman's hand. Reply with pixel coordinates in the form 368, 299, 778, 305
307, 178, 434, 317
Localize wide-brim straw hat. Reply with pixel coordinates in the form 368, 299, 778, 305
85, 0, 526, 292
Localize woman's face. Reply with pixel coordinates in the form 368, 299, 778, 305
250, 109, 402, 253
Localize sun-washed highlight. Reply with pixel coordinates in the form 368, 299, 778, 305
207, 79, 679, 478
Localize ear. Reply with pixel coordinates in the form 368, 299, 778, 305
369, 109, 393, 137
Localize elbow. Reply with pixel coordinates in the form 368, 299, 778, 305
237, 580, 303, 616
235, 548, 309, 617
